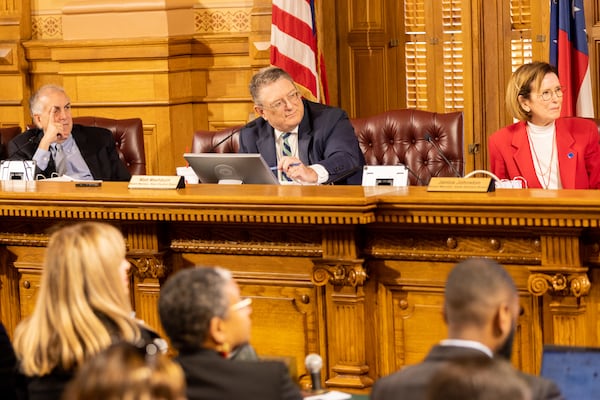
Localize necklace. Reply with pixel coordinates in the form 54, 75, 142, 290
528, 130, 556, 189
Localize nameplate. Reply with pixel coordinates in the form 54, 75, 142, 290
128, 175, 185, 189
427, 177, 494, 193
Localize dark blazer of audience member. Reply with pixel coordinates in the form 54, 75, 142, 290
0, 322, 17, 400
7, 85, 131, 181
239, 67, 365, 185
426, 357, 532, 400
62, 341, 186, 400
13, 222, 162, 400
370, 258, 564, 400
489, 61, 600, 189
159, 266, 303, 400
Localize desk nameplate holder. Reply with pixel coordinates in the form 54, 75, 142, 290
427, 177, 495, 193
128, 175, 185, 189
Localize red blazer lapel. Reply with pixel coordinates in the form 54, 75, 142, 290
555, 119, 577, 188
511, 122, 541, 187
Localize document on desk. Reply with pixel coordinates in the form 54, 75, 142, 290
304, 390, 352, 400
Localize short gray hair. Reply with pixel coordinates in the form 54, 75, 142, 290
158, 266, 232, 352
30, 84, 68, 117
249, 66, 295, 104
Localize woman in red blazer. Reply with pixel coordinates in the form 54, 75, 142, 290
489, 61, 600, 189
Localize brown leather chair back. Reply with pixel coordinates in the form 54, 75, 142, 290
191, 126, 242, 154
0, 126, 22, 160
352, 109, 463, 185
73, 116, 146, 175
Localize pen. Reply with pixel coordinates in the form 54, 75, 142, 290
270, 163, 301, 171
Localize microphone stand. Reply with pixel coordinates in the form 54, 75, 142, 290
424, 133, 462, 178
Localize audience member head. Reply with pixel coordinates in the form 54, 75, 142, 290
249, 66, 304, 133
13, 222, 140, 376
62, 341, 186, 400
29, 84, 73, 137
443, 258, 519, 360
159, 266, 252, 356
426, 357, 532, 400
506, 61, 562, 125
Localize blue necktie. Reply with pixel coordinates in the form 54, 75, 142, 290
54, 144, 67, 176
281, 132, 292, 181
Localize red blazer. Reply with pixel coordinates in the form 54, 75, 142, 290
489, 118, 600, 189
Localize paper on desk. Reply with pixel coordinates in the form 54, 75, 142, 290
304, 390, 352, 400
42, 175, 102, 184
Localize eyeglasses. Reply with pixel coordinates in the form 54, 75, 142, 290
229, 297, 252, 312
537, 86, 565, 101
260, 91, 301, 111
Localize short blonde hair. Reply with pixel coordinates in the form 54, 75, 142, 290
13, 222, 141, 376
506, 61, 559, 121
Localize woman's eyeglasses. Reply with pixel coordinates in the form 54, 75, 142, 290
538, 86, 565, 101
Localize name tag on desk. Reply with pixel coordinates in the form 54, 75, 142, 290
128, 175, 185, 189
427, 177, 494, 192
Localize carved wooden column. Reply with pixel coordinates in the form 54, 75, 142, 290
312, 227, 373, 389
124, 222, 171, 333
528, 232, 590, 345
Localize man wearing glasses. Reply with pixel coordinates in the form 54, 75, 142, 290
489, 61, 600, 189
240, 67, 365, 185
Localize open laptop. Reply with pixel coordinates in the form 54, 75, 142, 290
183, 153, 279, 184
540, 345, 600, 399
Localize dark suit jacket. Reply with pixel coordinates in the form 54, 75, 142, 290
488, 117, 600, 189
370, 345, 564, 400
239, 99, 365, 185
176, 348, 303, 400
7, 125, 131, 181
0, 323, 17, 400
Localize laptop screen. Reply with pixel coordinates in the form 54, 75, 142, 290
540, 345, 600, 400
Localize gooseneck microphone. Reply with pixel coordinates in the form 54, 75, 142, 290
208, 120, 256, 153
424, 133, 462, 178
305, 353, 323, 392
7, 131, 41, 159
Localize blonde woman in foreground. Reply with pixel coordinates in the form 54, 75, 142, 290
13, 222, 164, 400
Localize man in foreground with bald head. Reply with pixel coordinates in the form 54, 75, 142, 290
370, 258, 563, 400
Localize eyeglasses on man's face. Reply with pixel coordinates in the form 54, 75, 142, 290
260, 90, 301, 111
229, 297, 252, 312
537, 86, 565, 101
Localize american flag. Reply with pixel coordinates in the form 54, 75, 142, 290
270, 0, 329, 104
549, 0, 594, 117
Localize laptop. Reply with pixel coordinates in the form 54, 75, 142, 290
183, 153, 279, 184
540, 345, 600, 399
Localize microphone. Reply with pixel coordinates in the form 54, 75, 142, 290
424, 133, 461, 178
305, 353, 323, 392
403, 164, 427, 185
208, 120, 256, 153
328, 164, 364, 185
7, 130, 41, 160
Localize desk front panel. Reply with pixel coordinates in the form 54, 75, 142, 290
1, 183, 600, 394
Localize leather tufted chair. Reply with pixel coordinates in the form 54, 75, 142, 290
191, 109, 464, 186
0, 126, 22, 160
73, 116, 146, 175
191, 126, 241, 154
352, 109, 463, 185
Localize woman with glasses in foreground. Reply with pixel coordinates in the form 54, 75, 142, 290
489, 61, 600, 189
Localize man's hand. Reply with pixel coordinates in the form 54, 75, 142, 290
38, 107, 66, 150
280, 156, 317, 184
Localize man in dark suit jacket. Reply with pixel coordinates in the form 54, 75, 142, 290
159, 266, 303, 400
239, 67, 365, 185
370, 258, 564, 400
0, 322, 17, 400
7, 84, 130, 181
